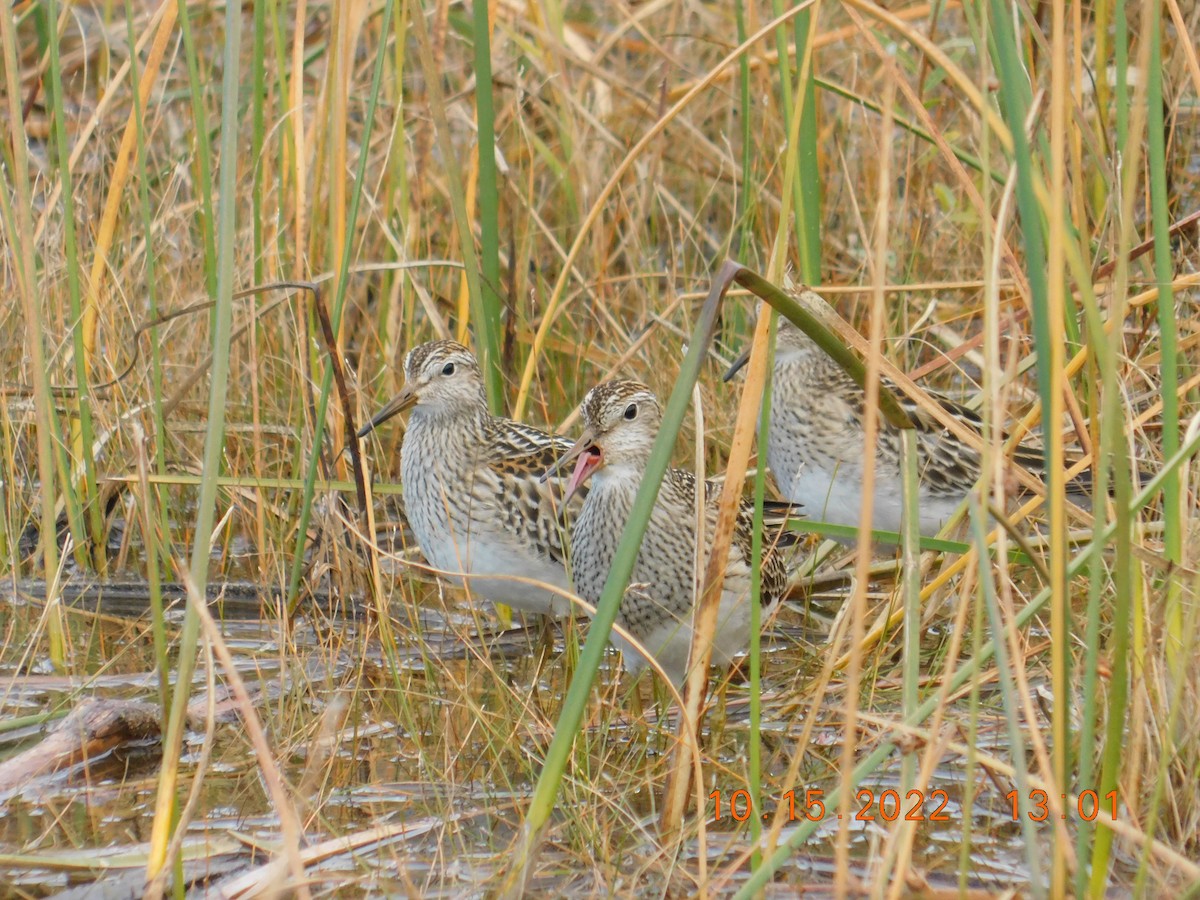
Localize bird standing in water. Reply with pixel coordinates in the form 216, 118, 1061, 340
725, 286, 1097, 539
358, 340, 582, 617
550, 379, 799, 686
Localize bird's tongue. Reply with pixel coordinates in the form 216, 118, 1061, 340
566, 447, 602, 498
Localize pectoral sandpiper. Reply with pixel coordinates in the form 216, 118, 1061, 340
725, 287, 1087, 539
358, 340, 581, 617
549, 380, 798, 686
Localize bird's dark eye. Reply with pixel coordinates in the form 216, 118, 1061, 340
441, 362, 455, 376
623, 403, 637, 420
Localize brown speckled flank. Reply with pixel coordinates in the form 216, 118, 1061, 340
564, 380, 799, 686
360, 340, 583, 617
738, 282, 1085, 539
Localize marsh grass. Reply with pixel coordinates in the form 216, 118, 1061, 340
1, 0, 1197, 896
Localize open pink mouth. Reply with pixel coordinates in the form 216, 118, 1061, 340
566, 446, 602, 499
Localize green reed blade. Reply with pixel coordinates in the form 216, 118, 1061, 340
472, 0, 505, 379
1128, 7, 1184, 890
0, 5, 61, 628
1084, 2, 1138, 890
1145, 0, 1181, 659
770, 0, 822, 283
986, 0, 1049, 415
900, 429, 920, 791
122, 0, 171, 714
791, 6, 821, 282
735, 427, 1200, 897
734, 0, 755, 261
747, 307, 778, 869
972, 501, 1046, 889
147, 0, 242, 882
28, 8, 87, 582
286, 0, 398, 618
505, 261, 734, 892
41, 1, 104, 575
815, 75, 1005, 185
410, 1, 503, 411
252, 0, 267, 286
1085, 372, 1136, 892
731, 268, 911, 429
175, 0, 217, 299
988, 10, 1070, 892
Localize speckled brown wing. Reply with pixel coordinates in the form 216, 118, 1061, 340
888, 388, 987, 499
481, 417, 583, 566
806, 360, 975, 498
677, 471, 800, 608
897, 384, 1099, 496
731, 493, 797, 606
795, 359, 989, 497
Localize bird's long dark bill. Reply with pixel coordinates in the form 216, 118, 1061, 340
356, 386, 417, 439
723, 347, 751, 382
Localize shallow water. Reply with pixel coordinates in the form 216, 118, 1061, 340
0, 577, 1129, 897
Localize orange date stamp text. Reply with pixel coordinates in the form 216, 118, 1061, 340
709, 788, 1121, 823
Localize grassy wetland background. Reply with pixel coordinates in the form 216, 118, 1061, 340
1, 0, 1198, 896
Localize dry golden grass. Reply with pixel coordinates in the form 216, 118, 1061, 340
0, 0, 1197, 896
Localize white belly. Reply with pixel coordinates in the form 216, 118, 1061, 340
779, 463, 962, 539
418, 527, 575, 617
615, 587, 771, 687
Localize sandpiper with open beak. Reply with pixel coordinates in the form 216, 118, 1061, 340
547, 379, 799, 686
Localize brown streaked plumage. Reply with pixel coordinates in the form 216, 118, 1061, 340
725, 282, 1099, 539
554, 379, 799, 686
358, 340, 582, 617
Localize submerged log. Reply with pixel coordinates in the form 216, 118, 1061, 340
0, 650, 358, 800
0, 698, 165, 797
